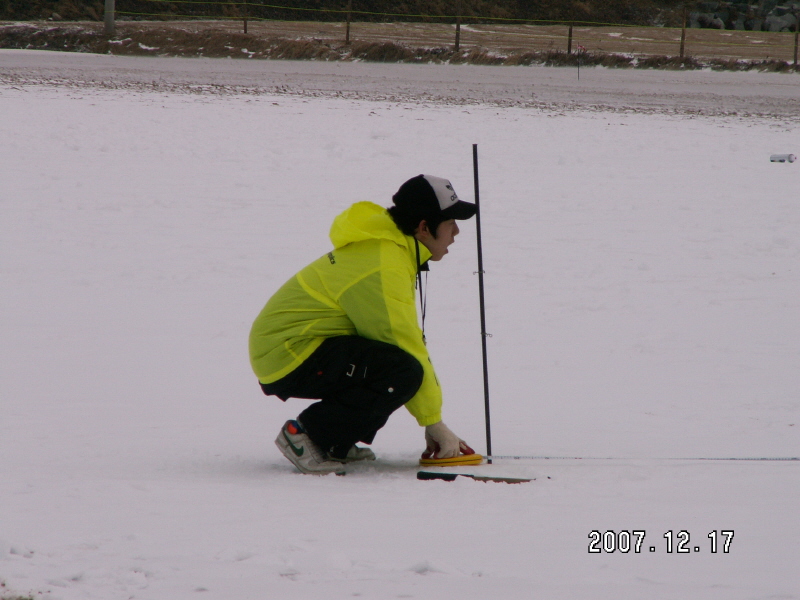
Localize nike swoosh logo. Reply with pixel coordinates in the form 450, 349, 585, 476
283, 430, 305, 457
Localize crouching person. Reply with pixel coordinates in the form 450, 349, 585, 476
248, 175, 477, 474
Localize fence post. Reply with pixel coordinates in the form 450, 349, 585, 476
346, 0, 352, 44
567, 23, 573, 54
794, 13, 798, 70
455, 0, 462, 51
679, 4, 687, 58
104, 0, 115, 36
243, 0, 248, 34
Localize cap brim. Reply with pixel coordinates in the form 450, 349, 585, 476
442, 200, 477, 220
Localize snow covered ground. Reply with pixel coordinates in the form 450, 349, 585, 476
2, 50, 799, 599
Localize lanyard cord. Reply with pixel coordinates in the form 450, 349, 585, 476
415, 239, 427, 342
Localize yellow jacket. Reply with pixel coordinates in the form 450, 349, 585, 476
249, 201, 441, 426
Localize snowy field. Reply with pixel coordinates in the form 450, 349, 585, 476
2, 50, 799, 599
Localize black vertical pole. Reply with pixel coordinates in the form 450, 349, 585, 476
472, 144, 492, 462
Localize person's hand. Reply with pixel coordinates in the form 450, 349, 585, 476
423, 421, 475, 459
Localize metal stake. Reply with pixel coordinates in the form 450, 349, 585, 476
472, 144, 492, 462
455, 0, 462, 51
104, 0, 115, 37
568, 23, 573, 54
680, 3, 687, 58
346, 0, 352, 44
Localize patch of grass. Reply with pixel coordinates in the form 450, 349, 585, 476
348, 40, 415, 62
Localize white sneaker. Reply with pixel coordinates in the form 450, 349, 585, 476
329, 445, 376, 463
275, 420, 345, 475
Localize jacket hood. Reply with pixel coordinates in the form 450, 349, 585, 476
329, 201, 432, 263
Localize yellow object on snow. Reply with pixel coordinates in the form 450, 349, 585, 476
419, 454, 485, 467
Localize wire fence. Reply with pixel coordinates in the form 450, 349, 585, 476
104, 1, 800, 66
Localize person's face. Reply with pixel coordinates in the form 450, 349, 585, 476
416, 219, 460, 261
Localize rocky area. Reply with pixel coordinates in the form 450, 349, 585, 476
690, 1, 800, 31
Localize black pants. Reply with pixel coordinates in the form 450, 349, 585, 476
260, 336, 424, 457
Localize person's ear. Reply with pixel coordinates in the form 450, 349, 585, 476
415, 220, 430, 236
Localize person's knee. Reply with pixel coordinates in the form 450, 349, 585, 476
379, 346, 423, 405
404, 354, 424, 398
